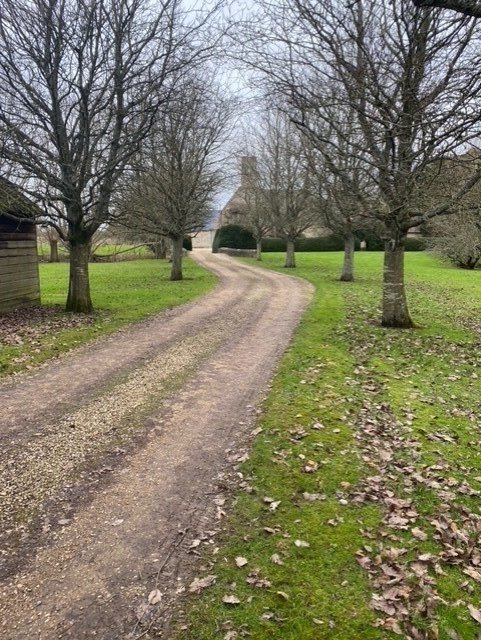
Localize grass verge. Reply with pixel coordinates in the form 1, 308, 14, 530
173, 252, 481, 640
0, 257, 216, 377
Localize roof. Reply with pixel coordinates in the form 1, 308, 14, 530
0, 178, 40, 218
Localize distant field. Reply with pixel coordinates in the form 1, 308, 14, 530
175, 252, 481, 640
36, 242, 152, 261
0, 258, 217, 376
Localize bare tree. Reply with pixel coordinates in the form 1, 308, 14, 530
0, 0, 222, 311
256, 112, 319, 268
317, 176, 363, 282
237, 0, 481, 327
38, 226, 63, 263
417, 152, 481, 267
428, 210, 481, 268
233, 156, 271, 260
118, 77, 232, 281
302, 103, 374, 282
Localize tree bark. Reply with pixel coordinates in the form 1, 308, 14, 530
66, 241, 93, 313
170, 235, 184, 281
49, 239, 59, 263
412, 0, 481, 18
158, 236, 169, 259
256, 238, 262, 261
340, 234, 355, 281
382, 234, 415, 328
150, 237, 168, 259
284, 238, 296, 268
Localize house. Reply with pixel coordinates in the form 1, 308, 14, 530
219, 157, 258, 229
0, 179, 40, 312
221, 158, 428, 245
191, 209, 221, 249
219, 156, 325, 238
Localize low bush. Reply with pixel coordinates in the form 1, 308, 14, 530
355, 230, 384, 251
404, 237, 426, 251
212, 225, 256, 253
356, 232, 426, 252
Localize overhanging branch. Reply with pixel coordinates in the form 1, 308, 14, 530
412, 0, 481, 18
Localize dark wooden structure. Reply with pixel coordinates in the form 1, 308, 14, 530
0, 180, 40, 312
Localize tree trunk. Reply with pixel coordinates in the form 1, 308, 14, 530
382, 234, 414, 328
66, 241, 93, 313
256, 238, 262, 261
157, 236, 169, 259
340, 234, 355, 281
49, 239, 59, 263
284, 238, 296, 268
458, 256, 479, 269
170, 235, 184, 281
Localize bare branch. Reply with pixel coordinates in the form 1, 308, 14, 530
117, 75, 234, 280
0, 0, 224, 310
234, 0, 481, 326
413, 0, 481, 18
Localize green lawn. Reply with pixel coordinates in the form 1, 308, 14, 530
0, 258, 217, 376
174, 252, 481, 640
36, 242, 152, 262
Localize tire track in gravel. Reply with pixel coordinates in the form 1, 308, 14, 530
0, 250, 313, 640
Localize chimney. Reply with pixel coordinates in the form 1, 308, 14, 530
240, 156, 257, 189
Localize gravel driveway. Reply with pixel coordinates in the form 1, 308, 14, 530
0, 250, 313, 639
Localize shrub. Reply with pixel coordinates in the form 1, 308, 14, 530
356, 231, 425, 252
355, 229, 384, 251
183, 236, 193, 251
212, 225, 256, 253
262, 236, 358, 252
297, 236, 353, 251
211, 229, 425, 253
404, 237, 426, 251
261, 238, 287, 252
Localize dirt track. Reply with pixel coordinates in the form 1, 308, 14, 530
0, 251, 313, 639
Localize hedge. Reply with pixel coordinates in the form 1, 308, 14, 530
211, 225, 426, 253
261, 236, 426, 252
262, 236, 355, 252
212, 225, 256, 253
404, 237, 426, 251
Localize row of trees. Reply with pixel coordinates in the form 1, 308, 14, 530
115, 76, 233, 281
238, 115, 321, 269
236, 112, 382, 275
233, 0, 481, 327
0, 0, 229, 312
2, 0, 481, 328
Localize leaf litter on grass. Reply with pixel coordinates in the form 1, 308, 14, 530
0, 306, 97, 373
175, 258, 481, 640
338, 289, 481, 639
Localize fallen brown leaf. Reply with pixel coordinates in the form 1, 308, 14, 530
235, 557, 248, 568
188, 575, 216, 593
468, 604, 481, 624
147, 589, 162, 605
411, 527, 428, 541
